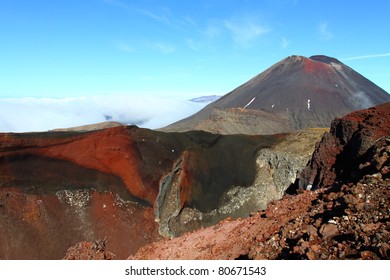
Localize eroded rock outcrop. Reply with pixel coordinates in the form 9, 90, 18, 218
298, 101, 390, 189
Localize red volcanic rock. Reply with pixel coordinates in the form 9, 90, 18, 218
299, 102, 390, 188
0, 126, 172, 259
319, 223, 339, 239
63, 239, 115, 260
0, 125, 286, 259
303, 56, 333, 75
0, 126, 154, 203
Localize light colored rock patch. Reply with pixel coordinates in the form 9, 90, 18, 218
56, 189, 93, 239
56, 189, 91, 208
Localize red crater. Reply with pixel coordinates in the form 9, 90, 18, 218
0, 126, 155, 204
303, 57, 332, 75
0, 125, 282, 258
40, 127, 155, 204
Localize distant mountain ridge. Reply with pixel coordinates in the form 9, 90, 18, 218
189, 95, 221, 103
162, 55, 390, 134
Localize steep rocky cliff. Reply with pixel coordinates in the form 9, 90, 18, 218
157, 129, 324, 237
298, 101, 390, 189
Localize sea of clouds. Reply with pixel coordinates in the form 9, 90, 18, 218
0, 95, 211, 132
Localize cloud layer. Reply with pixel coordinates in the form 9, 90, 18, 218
0, 95, 208, 132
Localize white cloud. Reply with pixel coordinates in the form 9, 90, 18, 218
183, 15, 197, 27
186, 38, 200, 51
202, 17, 270, 48
0, 95, 209, 132
342, 52, 390, 61
281, 37, 290, 49
204, 21, 223, 39
103, 0, 129, 10
114, 40, 176, 55
224, 18, 270, 47
104, 0, 174, 27
319, 21, 333, 40
135, 7, 172, 26
114, 41, 134, 53
148, 42, 176, 54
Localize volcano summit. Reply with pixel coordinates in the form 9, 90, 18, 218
162, 55, 390, 134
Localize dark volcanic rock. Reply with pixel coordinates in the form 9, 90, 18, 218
162, 55, 390, 134
298, 102, 390, 189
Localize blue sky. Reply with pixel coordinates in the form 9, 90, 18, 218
0, 0, 389, 99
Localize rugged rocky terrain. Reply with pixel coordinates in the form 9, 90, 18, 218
129, 102, 389, 260
162, 55, 390, 134
130, 176, 389, 260
0, 124, 323, 259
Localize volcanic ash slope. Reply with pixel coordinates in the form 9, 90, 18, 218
162, 55, 390, 135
